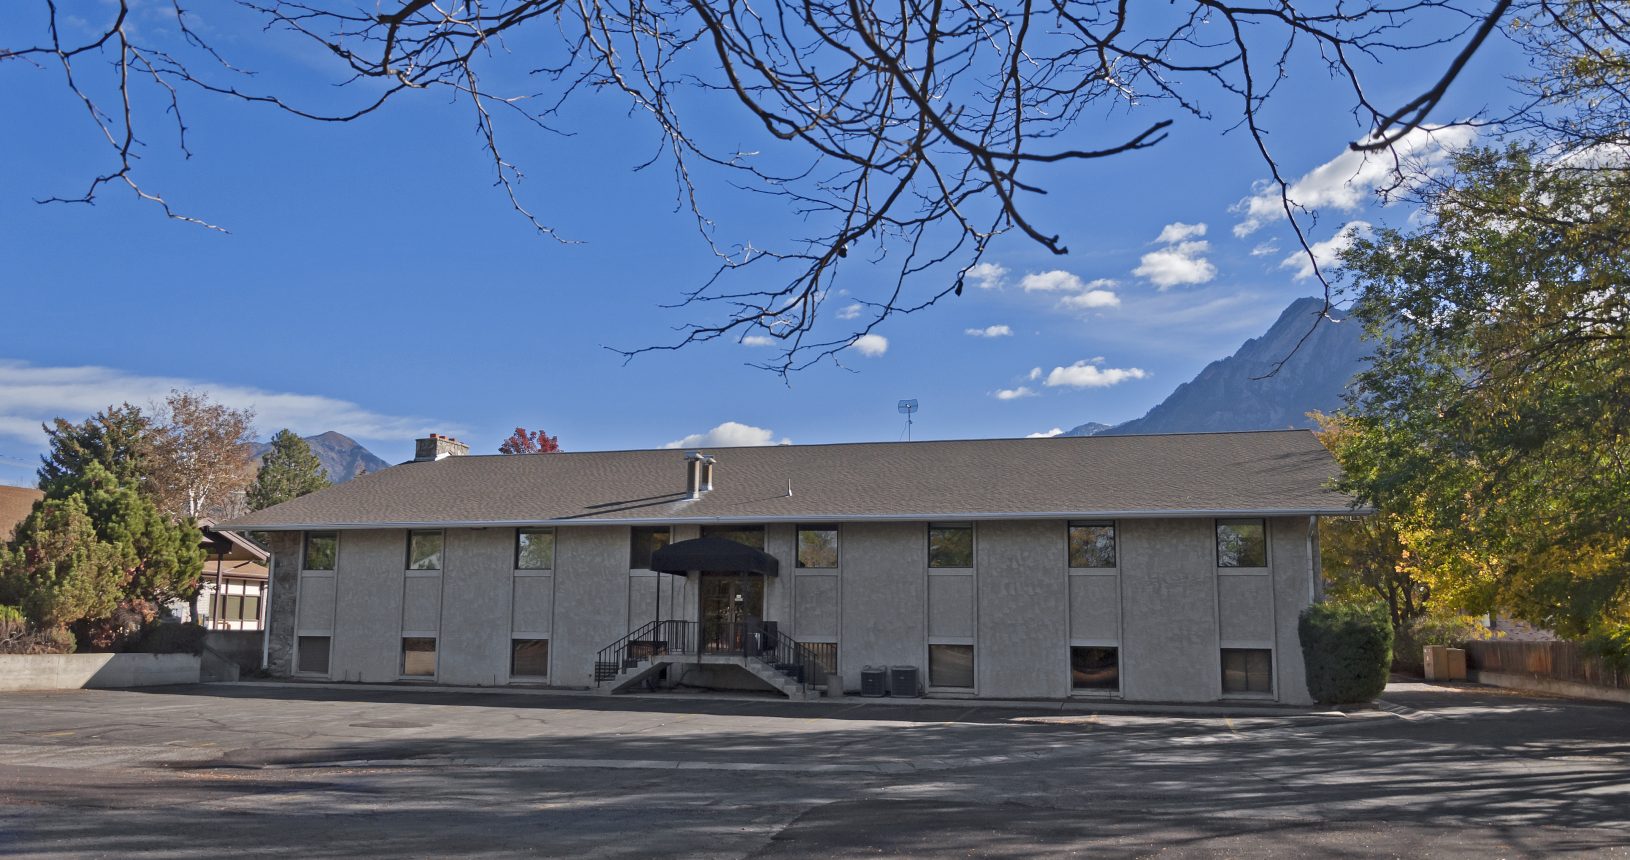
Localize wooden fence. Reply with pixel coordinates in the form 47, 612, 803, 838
1463, 640, 1627, 692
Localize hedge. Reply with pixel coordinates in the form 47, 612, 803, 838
1299, 601, 1393, 704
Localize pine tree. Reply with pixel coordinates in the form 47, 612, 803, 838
37, 404, 157, 499
0, 495, 126, 627
247, 430, 331, 511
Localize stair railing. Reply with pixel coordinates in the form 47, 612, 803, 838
757, 627, 829, 693
594, 620, 697, 686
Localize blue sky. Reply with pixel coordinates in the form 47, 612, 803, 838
0, 4, 1520, 484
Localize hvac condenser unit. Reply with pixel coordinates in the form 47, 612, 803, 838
860, 666, 887, 697
889, 666, 921, 698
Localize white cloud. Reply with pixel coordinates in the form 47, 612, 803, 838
1281, 221, 1371, 280
993, 386, 1035, 400
836, 303, 863, 320
1027, 427, 1065, 438
1019, 270, 1087, 292
1156, 222, 1207, 243
1133, 240, 1216, 289
1058, 290, 1121, 310
964, 262, 1008, 290
1043, 361, 1148, 389
1233, 125, 1478, 237
1250, 240, 1280, 257
741, 335, 776, 347
0, 359, 452, 449
965, 325, 1013, 338
1028, 367, 1042, 381
852, 334, 889, 357
664, 421, 791, 449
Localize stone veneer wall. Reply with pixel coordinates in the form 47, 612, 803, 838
264, 531, 302, 676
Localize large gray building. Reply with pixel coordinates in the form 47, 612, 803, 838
224, 430, 1352, 704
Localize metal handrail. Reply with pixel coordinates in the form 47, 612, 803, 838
594, 620, 697, 685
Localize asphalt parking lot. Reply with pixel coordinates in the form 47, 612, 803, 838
0, 681, 1627, 858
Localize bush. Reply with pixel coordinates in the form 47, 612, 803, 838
0, 604, 24, 624
0, 618, 77, 654
138, 622, 207, 655
1299, 601, 1394, 704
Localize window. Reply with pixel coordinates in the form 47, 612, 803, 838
515, 528, 555, 570
407, 530, 443, 571
223, 595, 244, 620
402, 637, 437, 676
929, 644, 975, 688
1216, 519, 1267, 568
1068, 522, 1117, 568
630, 526, 671, 569
511, 639, 550, 678
243, 594, 262, 622
928, 525, 974, 568
1070, 647, 1119, 692
297, 636, 331, 674
303, 533, 337, 571
1221, 648, 1273, 694
796, 526, 838, 568
701, 524, 764, 549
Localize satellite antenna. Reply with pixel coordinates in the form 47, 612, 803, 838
897, 399, 919, 441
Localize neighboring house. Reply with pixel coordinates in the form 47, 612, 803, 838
0, 485, 44, 542
223, 430, 1353, 704
192, 519, 269, 631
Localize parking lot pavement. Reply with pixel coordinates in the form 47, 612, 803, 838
0, 682, 1627, 858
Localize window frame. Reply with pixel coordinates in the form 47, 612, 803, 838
1066, 521, 1118, 570
406, 530, 445, 572
1215, 518, 1269, 569
927, 523, 976, 570
302, 532, 338, 571
795, 525, 840, 569
514, 527, 556, 571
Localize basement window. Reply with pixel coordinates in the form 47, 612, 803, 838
929, 644, 975, 689
402, 637, 437, 677
511, 639, 550, 679
1070, 647, 1119, 692
296, 636, 330, 675
1221, 648, 1273, 694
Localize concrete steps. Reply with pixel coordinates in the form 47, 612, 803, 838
598, 654, 824, 700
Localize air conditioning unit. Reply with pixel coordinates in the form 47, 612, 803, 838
889, 665, 920, 698
860, 666, 887, 697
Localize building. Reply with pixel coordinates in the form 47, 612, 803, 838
0, 485, 44, 542
222, 430, 1352, 704
192, 519, 270, 631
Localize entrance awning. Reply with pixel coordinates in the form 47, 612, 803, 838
649, 537, 780, 576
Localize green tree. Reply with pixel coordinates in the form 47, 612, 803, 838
0, 495, 125, 627
1337, 146, 1630, 643
248, 430, 331, 511
37, 404, 156, 499
49, 462, 206, 607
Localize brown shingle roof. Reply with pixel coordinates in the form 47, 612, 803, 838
221, 430, 1354, 531
0, 486, 44, 541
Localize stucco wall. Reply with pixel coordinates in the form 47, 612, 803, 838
977, 520, 1070, 698
1270, 516, 1315, 704
439, 528, 514, 686
838, 522, 927, 691
1120, 518, 1222, 702
551, 526, 631, 687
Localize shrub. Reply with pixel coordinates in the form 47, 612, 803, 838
75, 598, 158, 652
138, 622, 207, 655
0, 618, 77, 654
1299, 601, 1393, 704
0, 604, 24, 624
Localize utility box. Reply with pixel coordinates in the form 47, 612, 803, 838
860, 666, 887, 697
1424, 645, 1468, 680
889, 665, 921, 698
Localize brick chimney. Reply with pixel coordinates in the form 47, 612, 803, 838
415, 434, 469, 462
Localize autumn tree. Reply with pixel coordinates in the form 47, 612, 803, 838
499, 428, 561, 455
248, 430, 331, 511
150, 390, 257, 520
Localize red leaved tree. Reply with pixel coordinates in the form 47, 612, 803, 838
498, 428, 561, 455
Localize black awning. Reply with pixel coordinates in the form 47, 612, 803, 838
648, 537, 780, 576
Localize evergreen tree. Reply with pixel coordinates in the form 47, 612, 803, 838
37, 404, 156, 499
247, 430, 331, 511
46, 461, 206, 606
0, 495, 125, 627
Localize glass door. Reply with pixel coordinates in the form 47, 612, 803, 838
699, 572, 765, 654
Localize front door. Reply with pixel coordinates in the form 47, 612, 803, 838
699, 573, 765, 654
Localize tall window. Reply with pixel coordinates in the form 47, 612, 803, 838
407, 530, 444, 571
1216, 519, 1267, 568
796, 526, 838, 568
1221, 648, 1273, 694
1067, 522, 1116, 568
630, 526, 671, 569
701, 524, 765, 549
515, 528, 555, 570
928, 524, 974, 568
303, 533, 337, 571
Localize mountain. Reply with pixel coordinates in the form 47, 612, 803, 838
1062, 297, 1372, 437
1061, 422, 1112, 437
252, 431, 393, 483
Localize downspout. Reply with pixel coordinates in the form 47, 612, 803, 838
1307, 515, 1321, 603
260, 546, 275, 671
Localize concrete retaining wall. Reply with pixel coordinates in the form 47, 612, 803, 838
1470, 669, 1630, 706
204, 630, 264, 675
0, 653, 201, 691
